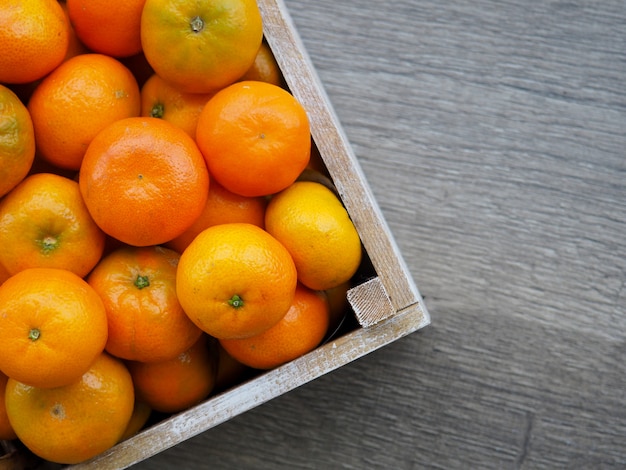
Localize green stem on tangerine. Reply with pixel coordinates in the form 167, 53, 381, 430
190, 16, 205, 33
39, 235, 59, 254
135, 275, 150, 289
228, 294, 244, 308
150, 103, 165, 119
29, 328, 40, 341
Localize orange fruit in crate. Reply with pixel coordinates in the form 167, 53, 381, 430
67, 0, 146, 58
4, 352, 134, 465
0, 371, 17, 440
140, 0, 263, 94
87, 245, 203, 362
240, 41, 284, 87
0, 85, 35, 198
0, 0, 69, 84
196, 81, 311, 197
140, 73, 214, 137
127, 336, 216, 414
265, 181, 362, 291
0, 268, 108, 389
0, 261, 9, 286
120, 400, 152, 441
0, 173, 106, 278
166, 179, 267, 254
79, 117, 210, 246
176, 223, 298, 340
60, 1, 90, 61
220, 283, 330, 369
27, 53, 141, 170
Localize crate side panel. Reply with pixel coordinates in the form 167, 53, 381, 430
69, 304, 425, 469
257, 0, 429, 326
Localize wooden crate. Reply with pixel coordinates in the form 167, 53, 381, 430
1, 0, 429, 467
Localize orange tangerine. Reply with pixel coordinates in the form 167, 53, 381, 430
126, 336, 216, 414
220, 283, 330, 369
27, 53, 141, 170
166, 179, 267, 254
140, 73, 214, 138
140, 0, 263, 93
195, 80, 310, 197
0, 0, 69, 84
0, 173, 106, 278
0, 371, 17, 440
265, 181, 362, 291
5, 352, 134, 464
87, 245, 203, 363
67, 0, 146, 58
79, 117, 210, 247
0, 84, 35, 198
0, 268, 108, 389
176, 223, 297, 340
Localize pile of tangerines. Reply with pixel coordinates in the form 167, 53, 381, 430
0, 0, 363, 464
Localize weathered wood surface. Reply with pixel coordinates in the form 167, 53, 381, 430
135, 0, 626, 468
256, 0, 428, 326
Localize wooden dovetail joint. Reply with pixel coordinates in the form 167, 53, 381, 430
347, 276, 396, 327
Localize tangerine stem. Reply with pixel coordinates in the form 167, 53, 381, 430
150, 102, 165, 118
190, 16, 205, 33
39, 234, 58, 254
29, 328, 40, 341
228, 294, 244, 308
135, 275, 150, 289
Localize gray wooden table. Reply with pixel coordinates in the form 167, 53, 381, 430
137, 1, 626, 468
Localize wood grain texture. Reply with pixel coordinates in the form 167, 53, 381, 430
257, 0, 426, 322
132, 0, 625, 468
346, 277, 395, 327
71, 305, 425, 469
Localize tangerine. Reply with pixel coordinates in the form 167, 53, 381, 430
265, 181, 362, 291
79, 117, 210, 247
176, 223, 297, 340
67, 0, 146, 58
140, 73, 214, 138
141, 0, 263, 93
0, 85, 35, 198
87, 245, 203, 363
60, 0, 90, 61
0, 268, 108, 389
27, 53, 141, 170
220, 283, 330, 369
0, 261, 9, 286
240, 40, 284, 87
5, 352, 134, 464
120, 401, 152, 441
0, 371, 17, 441
196, 80, 311, 197
166, 179, 267, 254
126, 336, 216, 414
0, 173, 106, 278
0, 0, 69, 84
